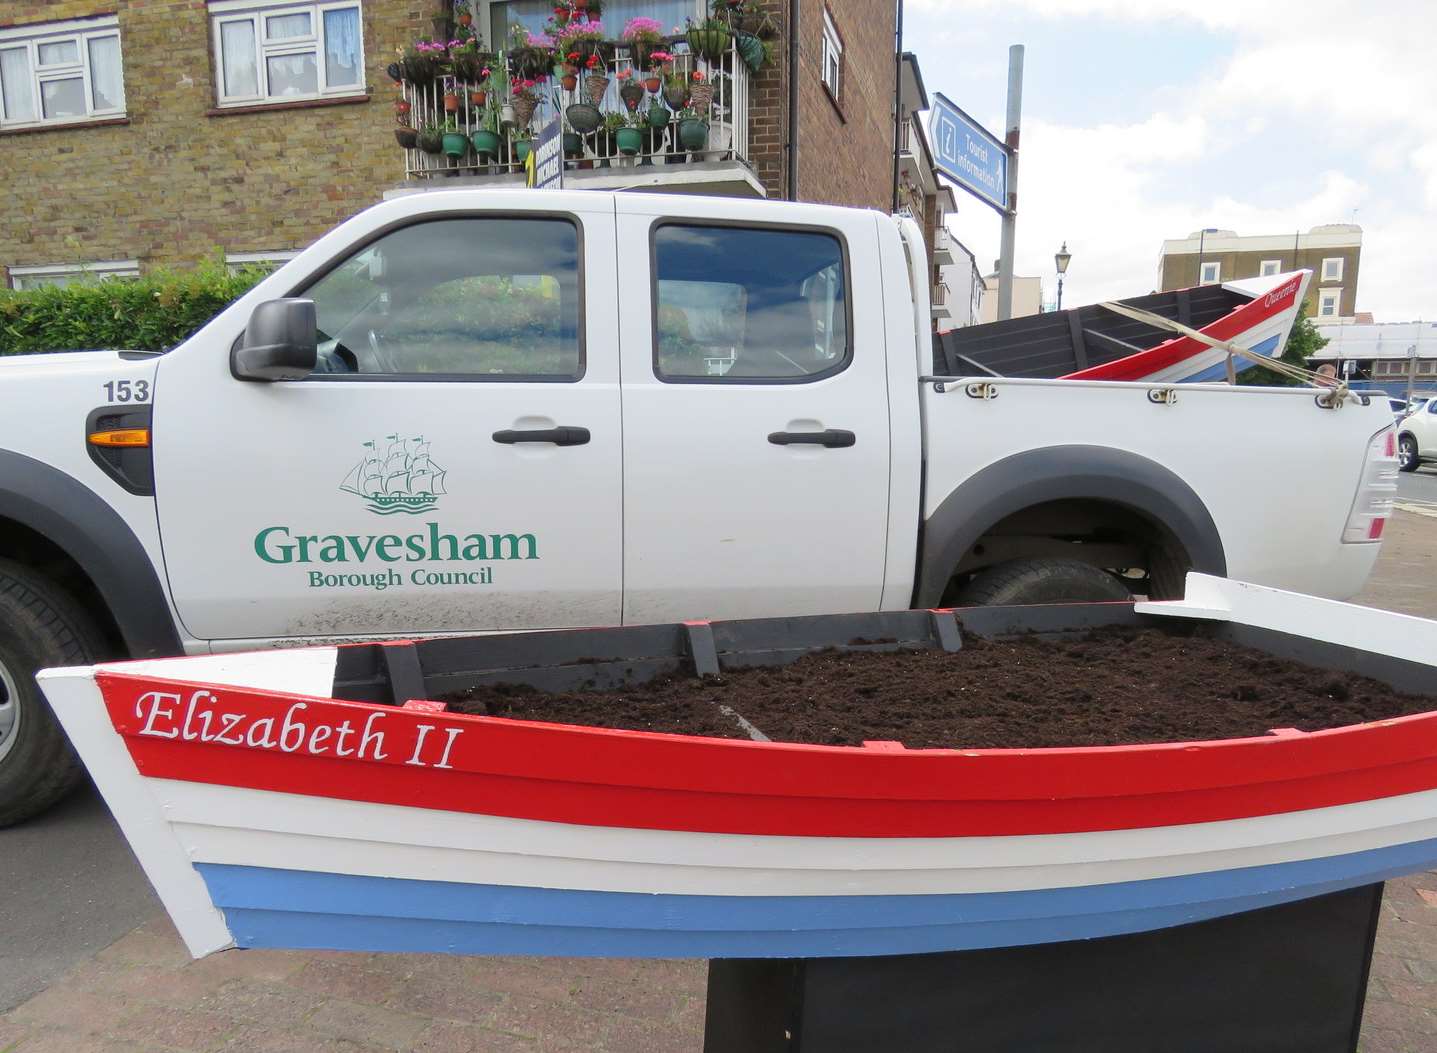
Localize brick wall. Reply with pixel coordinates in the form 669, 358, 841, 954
0, 0, 429, 282
794, 0, 895, 211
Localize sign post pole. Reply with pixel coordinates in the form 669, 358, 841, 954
996, 44, 1024, 322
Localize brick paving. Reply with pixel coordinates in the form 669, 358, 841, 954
1, 512, 1435, 1053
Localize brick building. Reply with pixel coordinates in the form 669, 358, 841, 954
1157, 224, 1363, 322
0, 0, 906, 288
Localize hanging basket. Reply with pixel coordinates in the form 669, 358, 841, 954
566, 102, 602, 133
442, 130, 469, 159
689, 81, 713, 113
619, 80, 645, 112
685, 26, 730, 64
417, 129, 444, 154
678, 117, 709, 152
509, 46, 551, 82
471, 128, 502, 160
402, 51, 443, 86
395, 126, 419, 149
662, 83, 690, 110
510, 90, 539, 129
734, 31, 765, 72
646, 102, 670, 129
585, 72, 611, 106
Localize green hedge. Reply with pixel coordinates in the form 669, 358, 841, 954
0, 260, 269, 356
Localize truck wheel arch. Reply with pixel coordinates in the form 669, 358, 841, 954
916, 445, 1227, 608
0, 450, 180, 658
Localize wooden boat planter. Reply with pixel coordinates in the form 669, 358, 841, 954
40, 574, 1437, 1052
934, 270, 1312, 382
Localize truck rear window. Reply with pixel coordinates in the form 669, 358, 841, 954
652, 224, 849, 383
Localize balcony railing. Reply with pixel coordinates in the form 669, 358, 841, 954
400, 37, 752, 182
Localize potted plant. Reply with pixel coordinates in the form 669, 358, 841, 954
441, 116, 469, 159
559, 56, 579, 91
417, 122, 445, 154
617, 67, 644, 111
553, 18, 608, 68
551, 3, 571, 28
395, 124, 419, 149
675, 105, 708, 153
510, 77, 541, 129
662, 66, 690, 110
616, 111, 645, 156
402, 41, 447, 86
394, 96, 411, 118
448, 37, 487, 83
685, 14, 730, 63
620, 15, 664, 71
596, 110, 627, 162
642, 53, 668, 94
443, 85, 460, 112
688, 69, 713, 113
508, 25, 555, 81
455, 0, 473, 28
582, 52, 610, 105
646, 99, 670, 129
512, 128, 535, 164
469, 66, 491, 106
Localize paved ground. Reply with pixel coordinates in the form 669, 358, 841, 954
1, 513, 1435, 1052
1397, 464, 1437, 513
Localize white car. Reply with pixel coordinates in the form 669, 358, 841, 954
1398, 398, 1437, 471
0, 189, 1400, 825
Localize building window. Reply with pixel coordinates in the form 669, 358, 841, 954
210, 1, 364, 107
7, 260, 140, 290
0, 15, 126, 130
1321, 257, 1344, 282
226, 250, 301, 273
1259, 260, 1282, 277
820, 9, 842, 100
1318, 288, 1341, 318
1199, 261, 1220, 285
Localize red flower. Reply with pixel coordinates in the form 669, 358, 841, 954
585, 53, 600, 69
691, 70, 704, 83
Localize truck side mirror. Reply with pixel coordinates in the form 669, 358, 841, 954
231, 299, 318, 381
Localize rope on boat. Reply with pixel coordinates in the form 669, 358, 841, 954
1098, 300, 1355, 407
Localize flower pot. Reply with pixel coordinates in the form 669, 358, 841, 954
394, 98, 411, 116
514, 139, 533, 164
561, 73, 577, 91
417, 129, 444, 154
510, 46, 550, 82
469, 89, 486, 106
689, 81, 713, 113
566, 102, 601, 132
402, 51, 441, 86
662, 83, 690, 110
562, 130, 584, 157
646, 102, 670, 129
471, 128, 501, 159
616, 126, 643, 155
686, 25, 730, 63
619, 80, 645, 111
702, 119, 733, 161
734, 30, 765, 72
644, 74, 661, 93
458, 12, 472, 27
443, 92, 460, 112
585, 72, 610, 106
442, 130, 469, 159
386, 61, 403, 84
678, 117, 708, 152
395, 126, 419, 149
510, 92, 537, 128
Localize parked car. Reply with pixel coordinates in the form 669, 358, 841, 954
1398, 397, 1437, 471
0, 189, 1400, 825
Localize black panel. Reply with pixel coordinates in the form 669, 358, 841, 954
705, 884, 1383, 1053
84, 405, 154, 496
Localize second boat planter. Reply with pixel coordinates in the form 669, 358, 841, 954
40, 575, 1437, 1051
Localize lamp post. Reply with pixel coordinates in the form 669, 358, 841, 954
1054, 241, 1071, 310
1196, 227, 1219, 285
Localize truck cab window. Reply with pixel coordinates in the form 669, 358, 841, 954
299, 217, 582, 379
652, 224, 849, 382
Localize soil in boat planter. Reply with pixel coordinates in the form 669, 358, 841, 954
441, 628, 1436, 749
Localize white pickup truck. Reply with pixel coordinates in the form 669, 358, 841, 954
0, 189, 1398, 824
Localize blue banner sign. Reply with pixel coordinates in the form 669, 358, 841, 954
930, 93, 1008, 214
531, 114, 563, 190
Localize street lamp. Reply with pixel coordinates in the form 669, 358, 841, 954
1054, 241, 1072, 310
1196, 227, 1219, 285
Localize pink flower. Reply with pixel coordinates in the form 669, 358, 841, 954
622, 16, 663, 39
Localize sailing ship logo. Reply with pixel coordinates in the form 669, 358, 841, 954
340, 435, 448, 516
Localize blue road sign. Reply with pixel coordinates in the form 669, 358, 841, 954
929, 93, 1009, 214
531, 113, 563, 190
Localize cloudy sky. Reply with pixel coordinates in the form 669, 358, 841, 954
908, 1, 1437, 320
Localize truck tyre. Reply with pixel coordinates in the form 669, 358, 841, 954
1398, 435, 1420, 473
0, 559, 104, 827
955, 558, 1133, 607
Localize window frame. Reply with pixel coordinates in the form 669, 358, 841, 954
0, 15, 126, 130
648, 218, 855, 386
226, 250, 301, 274
1198, 261, 1220, 285
287, 212, 588, 384
1259, 259, 1282, 277
7, 259, 139, 289
1321, 256, 1344, 282
209, 0, 366, 109
820, 8, 842, 101
1317, 288, 1342, 319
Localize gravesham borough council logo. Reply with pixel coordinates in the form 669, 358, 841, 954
340, 434, 448, 516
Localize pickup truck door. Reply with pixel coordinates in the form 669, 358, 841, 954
615, 197, 892, 622
153, 202, 622, 644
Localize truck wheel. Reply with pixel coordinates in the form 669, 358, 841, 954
1398, 435, 1419, 473
0, 560, 104, 827
955, 558, 1133, 607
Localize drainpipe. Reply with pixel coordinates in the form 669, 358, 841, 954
786, 0, 800, 200
892, 0, 903, 213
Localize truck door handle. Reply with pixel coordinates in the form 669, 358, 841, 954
768, 429, 856, 448
492, 427, 591, 446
